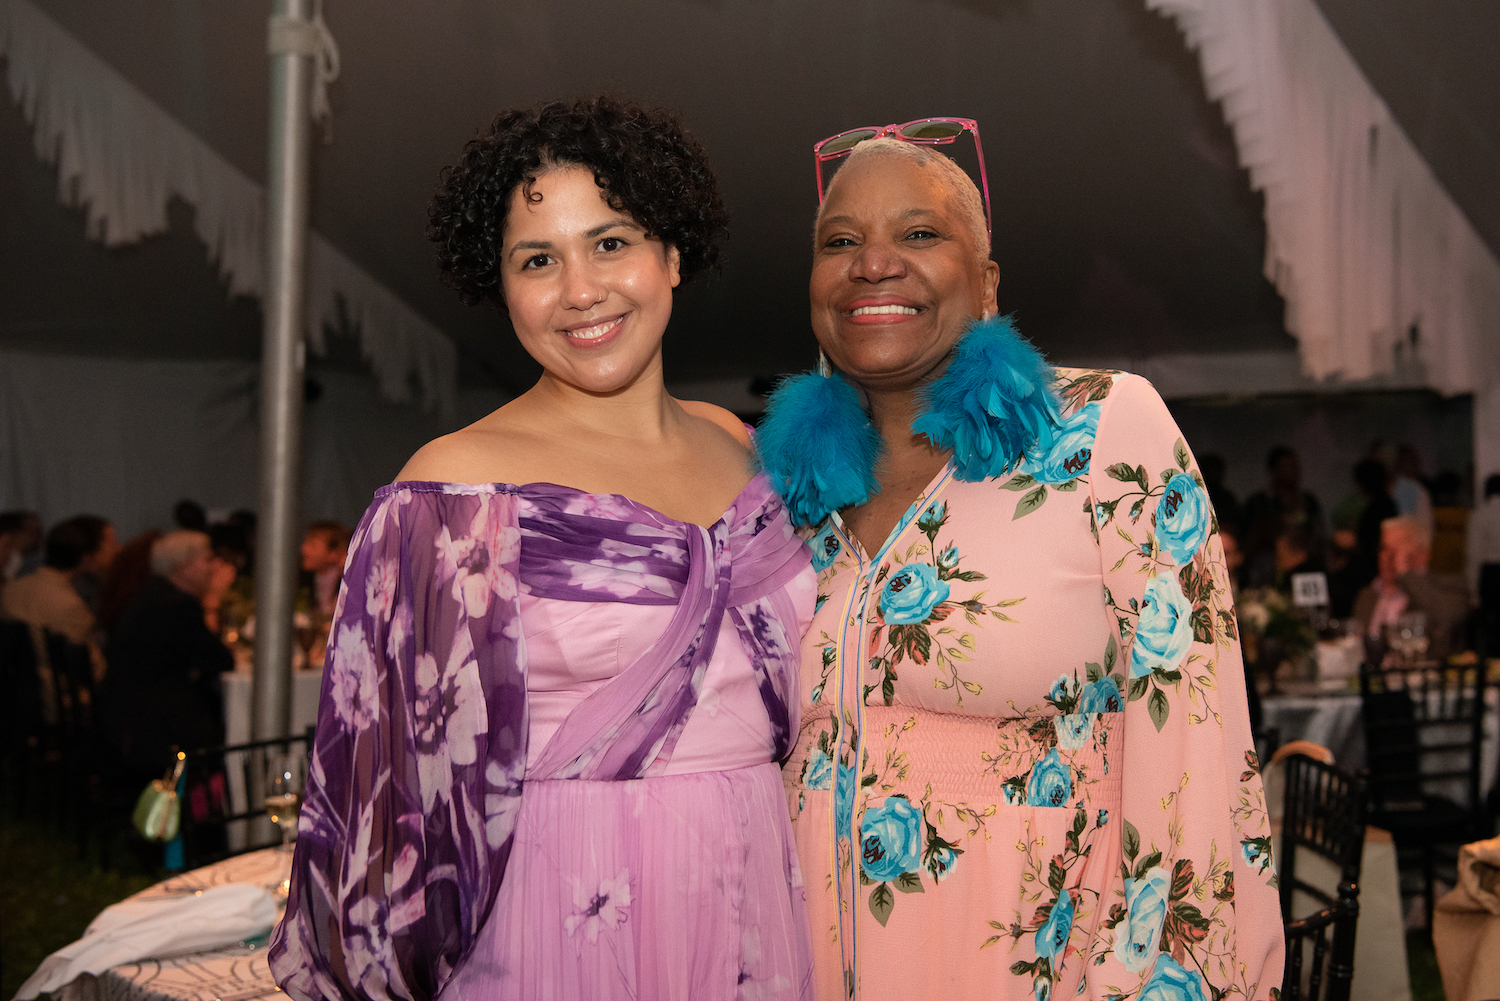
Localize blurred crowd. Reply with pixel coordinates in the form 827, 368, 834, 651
0, 502, 350, 797
2, 444, 1498, 788
1207, 442, 1500, 665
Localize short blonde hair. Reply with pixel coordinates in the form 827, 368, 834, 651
150, 530, 211, 577
816, 137, 990, 266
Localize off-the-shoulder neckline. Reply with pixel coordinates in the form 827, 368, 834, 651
374, 472, 770, 531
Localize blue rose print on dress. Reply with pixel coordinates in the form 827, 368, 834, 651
834, 761, 856, 839
1137, 953, 1209, 1001
1028, 403, 1100, 484
936, 545, 960, 575
929, 843, 958, 881
1046, 674, 1070, 705
878, 562, 951, 625
1242, 836, 1275, 875
1034, 890, 1074, 959
809, 525, 841, 572
1053, 713, 1091, 751
1114, 864, 1170, 972
804, 750, 833, 790
1026, 749, 1073, 807
1077, 676, 1122, 714
1156, 474, 1212, 566
1129, 573, 1195, 679
1097, 809, 1109, 827
859, 796, 924, 882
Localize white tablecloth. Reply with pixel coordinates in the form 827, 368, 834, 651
53, 850, 289, 1001
1263, 687, 1499, 801
220, 668, 323, 746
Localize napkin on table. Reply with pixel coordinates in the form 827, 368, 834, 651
14, 883, 277, 1000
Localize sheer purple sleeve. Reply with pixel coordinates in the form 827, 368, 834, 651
269, 486, 528, 1001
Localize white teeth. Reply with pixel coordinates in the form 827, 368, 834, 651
567, 318, 620, 340
850, 304, 919, 316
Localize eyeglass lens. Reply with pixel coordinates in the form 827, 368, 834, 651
898, 121, 966, 141
818, 129, 879, 156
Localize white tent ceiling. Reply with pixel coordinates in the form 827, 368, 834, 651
1, 0, 1497, 398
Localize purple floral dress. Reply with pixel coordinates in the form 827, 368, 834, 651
268, 475, 817, 1000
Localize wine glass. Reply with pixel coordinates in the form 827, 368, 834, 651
265, 752, 305, 850
265, 751, 305, 901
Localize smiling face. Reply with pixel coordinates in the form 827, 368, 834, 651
500, 165, 681, 394
810, 154, 998, 393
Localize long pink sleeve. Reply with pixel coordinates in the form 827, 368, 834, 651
1083, 374, 1283, 999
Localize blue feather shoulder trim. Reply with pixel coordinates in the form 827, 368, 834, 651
912, 315, 1061, 482
756, 370, 882, 526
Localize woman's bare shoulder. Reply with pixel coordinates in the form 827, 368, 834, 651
394, 408, 536, 485
676, 399, 752, 447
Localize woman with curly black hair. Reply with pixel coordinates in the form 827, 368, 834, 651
269, 96, 816, 1000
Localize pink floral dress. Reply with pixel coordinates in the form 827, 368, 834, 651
782, 370, 1283, 1000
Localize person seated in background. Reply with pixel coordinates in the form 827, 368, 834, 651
96, 530, 162, 643
172, 498, 208, 533
299, 520, 350, 619
1329, 457, 1398, 618
1468, 473, 1500, 622
1354, 515, 1468, 662
1241, 444, 1325, 588
0, 510, 44, 581
0, 515, 117, 676
1199, 452, 1240, 535
1389, 443, 1435, 538
100, 530, 236, 788
1274, 521, 1324, 594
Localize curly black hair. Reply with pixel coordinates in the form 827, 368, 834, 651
428, 95, 729, 308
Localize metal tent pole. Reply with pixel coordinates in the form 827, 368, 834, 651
252, 0, 315, 742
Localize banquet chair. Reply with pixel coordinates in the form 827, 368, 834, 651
1279, 754, 1366, 1001
176, 726, 314, 871
42, 629, 106, 855
1358, 657, 1489, 929
0, 618, 46, 810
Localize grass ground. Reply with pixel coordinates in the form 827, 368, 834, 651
0, 816, 157, 1000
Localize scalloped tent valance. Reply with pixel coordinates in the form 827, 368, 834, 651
1148, 0, 1500, 402
0, 0, 455, 415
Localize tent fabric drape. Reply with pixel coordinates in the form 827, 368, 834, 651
0, 349, 503, 539
0, 0, 456, 415
1147, 0, 1500, 401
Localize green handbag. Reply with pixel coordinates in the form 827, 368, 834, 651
133, 753, 186, 842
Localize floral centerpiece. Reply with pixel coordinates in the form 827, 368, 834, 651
1234, 587, 1316, 684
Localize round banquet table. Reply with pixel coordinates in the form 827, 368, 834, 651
1262, 685, 1499, 802
52, 849, 289, 1001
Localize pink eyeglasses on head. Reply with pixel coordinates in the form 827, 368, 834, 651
813, 117, 992, 240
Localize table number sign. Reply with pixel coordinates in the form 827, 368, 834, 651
1291, 571, 1330, 608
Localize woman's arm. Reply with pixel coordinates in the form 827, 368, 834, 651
268, 486, 528, 1000
1080, 374, 1283, 1000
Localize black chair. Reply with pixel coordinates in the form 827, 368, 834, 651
177, 726, 314, 871
1358, 656, 1489, 928
1279, 754, 1366, 1001
0, 618, 46, 809
41, 629, 108, 855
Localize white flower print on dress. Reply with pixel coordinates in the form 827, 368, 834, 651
447, 498, 521, 617
412, 636, 488, 812
564, 869, 633, 944
329, 624, 378, 733
366, 557, 398, 618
